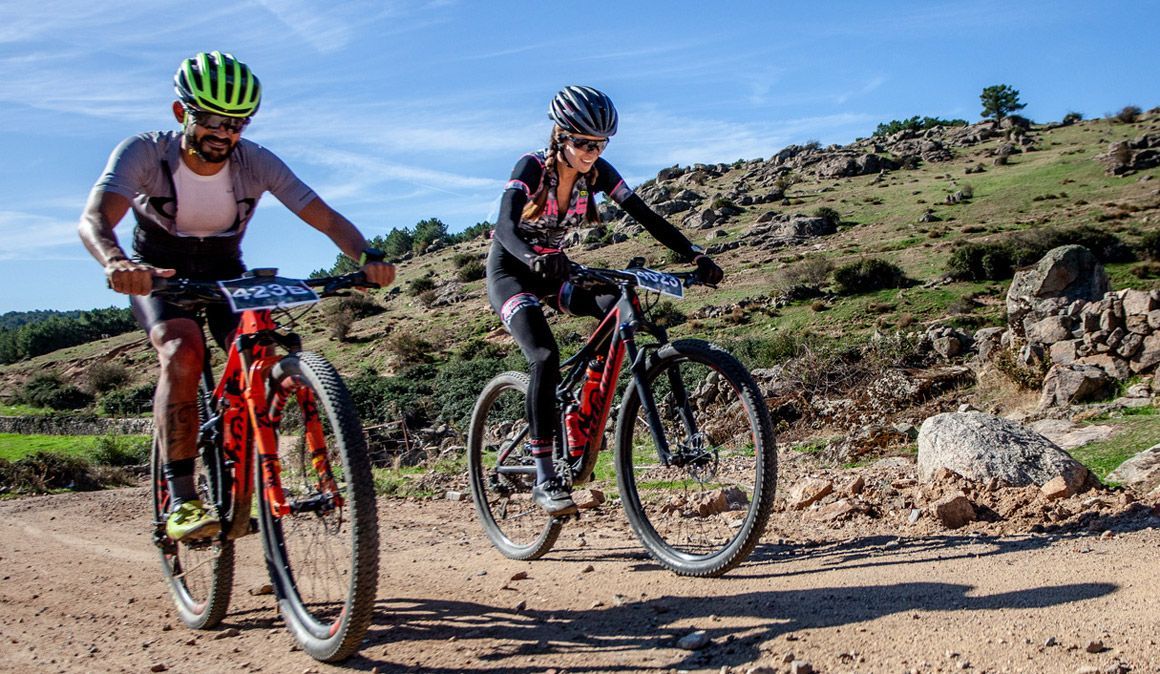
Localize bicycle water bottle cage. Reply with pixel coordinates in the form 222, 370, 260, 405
243, 267, 278, 278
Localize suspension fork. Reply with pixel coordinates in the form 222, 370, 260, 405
244, 358, 291, 517
624, 326, 675, 466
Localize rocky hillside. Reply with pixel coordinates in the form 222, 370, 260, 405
2, 109, 1159, 495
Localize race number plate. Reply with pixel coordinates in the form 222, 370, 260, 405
624, 268, 684, 299
217, 276, 319, 313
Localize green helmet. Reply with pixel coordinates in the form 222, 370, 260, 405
174, 51, 261, 117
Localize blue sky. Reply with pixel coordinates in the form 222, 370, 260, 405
2, 0, 1157, 313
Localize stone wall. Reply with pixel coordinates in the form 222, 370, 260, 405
0, 416, 153, 436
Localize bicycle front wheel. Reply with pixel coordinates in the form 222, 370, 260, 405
614, 339, 776, 577
467, 371, 562, 560
257, 352, 379, 662
151, 427, 235, 629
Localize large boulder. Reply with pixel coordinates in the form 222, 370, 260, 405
917, 412, 1090, 494
1106, 443, 1160, 495
1006, 245, 1109, 336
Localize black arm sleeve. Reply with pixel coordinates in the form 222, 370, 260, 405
592, 158, 698, 261
493, 155, 545, 265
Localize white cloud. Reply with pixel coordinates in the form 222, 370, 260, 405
0, 210, 85, 261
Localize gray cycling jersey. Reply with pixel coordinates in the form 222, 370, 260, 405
91, 131, 317, 263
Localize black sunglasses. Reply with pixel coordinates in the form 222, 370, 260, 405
185, 107, 251, 133
561, 135, 609, 152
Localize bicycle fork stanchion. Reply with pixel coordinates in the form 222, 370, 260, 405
623, 326, 674, 465
244, 359, 291, 518
300, 388, 344, 508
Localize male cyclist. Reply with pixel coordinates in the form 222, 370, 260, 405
79, 51, 395, 541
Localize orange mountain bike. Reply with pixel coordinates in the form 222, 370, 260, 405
149, 269, 378, 662
467, 259, 777, 577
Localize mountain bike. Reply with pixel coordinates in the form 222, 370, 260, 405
467, 259, 777, 577
148, 269, 379, 662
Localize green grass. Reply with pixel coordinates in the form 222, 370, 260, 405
0, 404, 55, 416
1072, 406, 1160, 481
0, 434, 150, 462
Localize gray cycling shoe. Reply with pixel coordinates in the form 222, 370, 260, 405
531, 478, 579, 516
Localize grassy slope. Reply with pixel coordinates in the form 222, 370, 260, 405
2, 113, 1158, 402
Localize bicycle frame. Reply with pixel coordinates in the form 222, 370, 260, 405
493, 270, 693, 481
197, 307, 334, 539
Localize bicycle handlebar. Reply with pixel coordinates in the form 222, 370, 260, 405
151, 271, 378, 303
568, 262, 714, 290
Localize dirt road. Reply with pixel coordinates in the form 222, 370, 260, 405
1, 487, 1158, 674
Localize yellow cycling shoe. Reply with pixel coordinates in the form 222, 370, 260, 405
166, 499, 221, 542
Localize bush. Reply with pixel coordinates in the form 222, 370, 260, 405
98, 383, 155, 416
451, 252, 477, 269
710, 197, 736, 210
946, 227, 1135, 281
346, 365, 436, 427
648, 301, 686, 328
455, 260, 486, 283
0, 451, 101, 493
385, 330, 435, 364
1115, 105, 1142, 124
1139, 230, 1160, 261
433, 357, 510, 430
724, 333, 809, 369
90, 435, 150, 466
87, 362, 130, 394
416, 289, 439, 309
1061, 111, 1083, 125
832, 258, 908, 295
409, 276, 436, 296
773, 256, 833, 297
812, 206, 841, 227
20, 373, 94, 410
946, 242, 1014, 281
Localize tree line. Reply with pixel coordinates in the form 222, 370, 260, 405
0, 308, 137, 364
312, 218, 493, 277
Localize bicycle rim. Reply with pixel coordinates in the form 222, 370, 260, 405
258, 352, 379, 662
467, 371, 561, 560
151, 431, 234, 629
615, 339, 776, 577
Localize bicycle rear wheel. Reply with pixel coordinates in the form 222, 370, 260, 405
614, 339, 776, 577
151, 411, 235, 629
467, 371, 562, 560
257, 352, 379, 662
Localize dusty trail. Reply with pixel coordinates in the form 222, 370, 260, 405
1, 487, 1158, 674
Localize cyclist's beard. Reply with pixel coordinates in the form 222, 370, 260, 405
184, 126, 235, 163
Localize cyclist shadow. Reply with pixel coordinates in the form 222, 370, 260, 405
347, 580, 1115, 673
339, 516, 1133, 672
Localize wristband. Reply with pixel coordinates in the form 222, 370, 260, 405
359, 246, 386, 266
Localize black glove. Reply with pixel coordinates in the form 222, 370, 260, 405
531, 251, 571, 281
694, 255, 724, 285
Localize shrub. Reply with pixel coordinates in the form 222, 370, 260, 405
648, 301, 687, 328
773, 173, 799, 193
710, 197, 736, 210
832, 258, 908, 295
98, 383, 155, 416
20, 373, 93, 410
455, 260, 486, 283
433, 357, 510, 430
1061, 111, 1083, 125
333, 293, 384, 320
812, 206, 841, 227
0, 451, 101, 493
1139, 230, 1160, 261
946, 242, 1014, 281
90, 435, 150, 466
385, 330, 435, 364
1115, 105, 1142, 124
87, 362, 131, 394
329, 306, 355, 342
416, 289, 439, 309
773, 256, 832, 299
451, 252, 477, 269
346, 365, 436, 426
408, 276, 436, 296
724, 333, 808, 369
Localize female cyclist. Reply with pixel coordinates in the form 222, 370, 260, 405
487, 85, 724, 516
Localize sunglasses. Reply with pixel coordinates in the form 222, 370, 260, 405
561, 135, 609, 152
185, 108, 251, 133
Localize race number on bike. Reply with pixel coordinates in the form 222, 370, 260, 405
217, 275, 319, 313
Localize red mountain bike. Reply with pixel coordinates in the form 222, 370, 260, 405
149, 269, 378, 662
467, 260, 777, 577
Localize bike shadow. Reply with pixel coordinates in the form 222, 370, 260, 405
344, 580, 1115, 673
